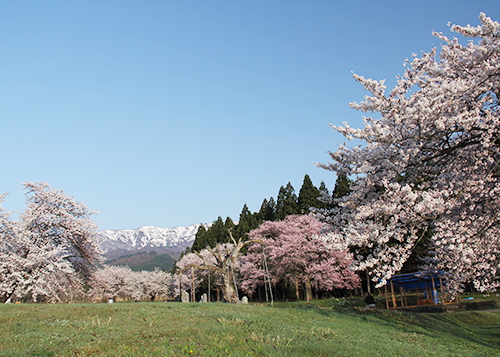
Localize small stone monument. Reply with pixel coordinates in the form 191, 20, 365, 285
241, 296, 248, 304
181, 290, 190, 303
200, 293, 207, 303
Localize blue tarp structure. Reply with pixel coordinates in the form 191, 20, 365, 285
383, 271, 449, 308
388, 272, 445, 290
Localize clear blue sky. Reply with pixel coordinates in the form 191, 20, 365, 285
2, 1, 499, 230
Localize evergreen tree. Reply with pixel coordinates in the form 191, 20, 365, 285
333, 174, 351, 199
318, 181, 330, 209
209, 217, 227, 245
275, 183, 299, 220
191, 225, 207, 252
224, 217, 236, 242
298, 174, 322, 213
235, 204, 260, 241
258, 197, 276, 222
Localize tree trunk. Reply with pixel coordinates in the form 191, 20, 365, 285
305, 277, 313, 302
295, 279, 300, 300
222, 268, 238, 303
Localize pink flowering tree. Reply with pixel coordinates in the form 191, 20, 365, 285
315, 13, 500, 295
241, 215, 360, 301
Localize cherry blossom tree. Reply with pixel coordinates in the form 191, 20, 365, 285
125, 269, 173, 302
177, 233, 262, 303
0, 182, 103, 302
316, 13, 500, 295
89, 265, 173, 302
88, 265, 133, 301
241, 215, 360, 301
174, 252, 207, 300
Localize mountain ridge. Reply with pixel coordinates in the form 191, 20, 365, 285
97, 223, 209, 259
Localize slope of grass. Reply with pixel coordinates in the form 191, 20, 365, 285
1, 299, 499, 356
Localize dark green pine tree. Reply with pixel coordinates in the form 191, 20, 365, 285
191, 225, 208, 252
333, 174, 352, 199
318, 181, 330, 209
275, 182, 299, 220
209, 216, 227, 245
258, 197, 276, 222
235, 204, 255, 241
224, 217, 236, 242
297, 174, 322, 214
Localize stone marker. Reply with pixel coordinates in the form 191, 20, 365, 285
200, 293, 207, 303
241, 296, 248, 304
181, 290, 190, 303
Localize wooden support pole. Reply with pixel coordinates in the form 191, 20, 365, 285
415, 282, 419, 305
366, 270, 371, 294
385, 284, 389, 309
191, 266, 195, 303
431, 275, 437, 305
179, 272, 182, 302
439, 277, 444, 304
391, 280, 397, 308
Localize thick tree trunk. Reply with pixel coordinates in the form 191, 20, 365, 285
222, 270, 238, 303
305, 277, 313, 302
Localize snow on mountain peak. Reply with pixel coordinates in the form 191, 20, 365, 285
97, 223, 208, 254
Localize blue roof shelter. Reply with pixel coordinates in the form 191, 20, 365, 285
383, 271, 451, 309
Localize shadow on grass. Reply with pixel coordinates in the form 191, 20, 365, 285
273, 298, 500, 351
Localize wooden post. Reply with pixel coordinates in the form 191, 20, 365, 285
385, 284, 389, 309
439, 277, 445, 304
431, 275, 437, 305
191, 266, 195, 303
415, 281, 420, 305
390, 279, 397, 308
178, 272, 181, 303
366, 270, 371, 294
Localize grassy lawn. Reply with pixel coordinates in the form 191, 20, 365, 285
1, 298, 499, 356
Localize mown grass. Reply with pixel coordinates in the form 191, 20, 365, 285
1, 298, 499, 356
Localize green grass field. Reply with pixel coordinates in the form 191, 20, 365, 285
1, 298, 499, 356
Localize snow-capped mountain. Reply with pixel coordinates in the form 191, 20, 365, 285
97, 224, 208, 257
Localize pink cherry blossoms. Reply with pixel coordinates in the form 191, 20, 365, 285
240, 215, 360, 301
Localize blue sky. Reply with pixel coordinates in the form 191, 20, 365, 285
2, 1, 499, 230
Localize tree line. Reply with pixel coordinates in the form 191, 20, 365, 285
190, 173, 351, 252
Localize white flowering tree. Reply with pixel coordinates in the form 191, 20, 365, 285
316, 14, 500, 295
124, 269, 174, 302
176, 232, 263, 303
88, 265, 133, 301
0, 182, 103, 302
89, 265, 174, 302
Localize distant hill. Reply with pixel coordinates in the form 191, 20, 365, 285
105, 251, 176, 271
